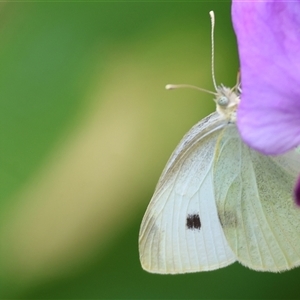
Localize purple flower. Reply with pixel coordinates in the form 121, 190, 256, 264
232, 1, 300, 204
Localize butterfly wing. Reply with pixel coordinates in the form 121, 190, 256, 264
139, 113, 236, 274
214, 124, 300, 272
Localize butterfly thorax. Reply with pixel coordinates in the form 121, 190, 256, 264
215, 85, 240, 123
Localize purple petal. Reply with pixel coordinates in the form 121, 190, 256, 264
232, 1, 300, 155
294, 176, 300, 206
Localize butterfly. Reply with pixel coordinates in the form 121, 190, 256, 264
138, 11, 300, 274
139, 80, 300, 273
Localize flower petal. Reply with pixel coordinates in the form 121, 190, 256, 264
232, 1, 300, 155
294, 176, 300, 206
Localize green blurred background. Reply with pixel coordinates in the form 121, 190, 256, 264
0, 1, 299, 299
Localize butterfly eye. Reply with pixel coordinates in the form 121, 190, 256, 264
218, 96, 229, 106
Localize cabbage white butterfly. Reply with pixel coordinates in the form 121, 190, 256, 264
139, 11, 300, 273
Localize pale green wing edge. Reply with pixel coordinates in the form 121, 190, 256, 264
215, 124, 300, 272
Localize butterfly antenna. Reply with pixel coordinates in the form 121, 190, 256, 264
229, 70, 241, 94
165, 11, 219, 97
209, 11, 218, 91
165, 84, 216, 95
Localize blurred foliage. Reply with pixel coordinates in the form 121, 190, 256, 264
0, 1, 299, 299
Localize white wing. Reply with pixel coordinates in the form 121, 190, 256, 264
214, 124, 300, 272
139, 113, 236, 274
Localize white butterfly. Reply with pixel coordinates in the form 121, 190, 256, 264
138, 11, 300, 274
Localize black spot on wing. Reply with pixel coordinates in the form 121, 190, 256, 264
186, 214, 201, 230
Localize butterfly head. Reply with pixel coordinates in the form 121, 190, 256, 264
215, 84, 240, 123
